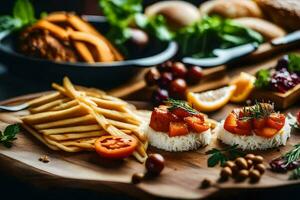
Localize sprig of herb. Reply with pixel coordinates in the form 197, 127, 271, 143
0, 124, 20, 148
0, 0, 36, 35
238, 102, 275, 120
254, 69, 271, 89
206, 144, 244, 167
283, 144, 300, 166
288, 113, 300, 130
165, 99, 198, 114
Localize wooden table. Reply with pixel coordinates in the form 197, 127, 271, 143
0, 49, 299, 200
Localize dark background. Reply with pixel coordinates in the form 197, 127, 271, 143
0, 1, 298, 199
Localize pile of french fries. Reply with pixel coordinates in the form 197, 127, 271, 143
30, 12, 123, 63
21, 77, 147, 163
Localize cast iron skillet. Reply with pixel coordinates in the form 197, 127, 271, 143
0, 16, 178, 88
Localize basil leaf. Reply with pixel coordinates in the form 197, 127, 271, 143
13, 0, 36, 25
0, 124, 20, 148
254, 69, 271, 89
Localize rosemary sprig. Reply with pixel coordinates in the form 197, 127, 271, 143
205, 144, 245, 167
238, 101, 275, 120
289, 167, 300, 180
165, 99, 198, 114
283, 144, 300, 166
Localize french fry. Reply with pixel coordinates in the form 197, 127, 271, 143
22, 77, 147, 162
44, 12, 68, 22
67, 14, 124, 61
30, 98, 70, 113
69, 31, 114, 62
40, 124, 101, 135
34, 115, 95, 129
33, 20, 69, 40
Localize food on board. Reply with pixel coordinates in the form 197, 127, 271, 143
216, 103, 291, 150
21, 77, 147, 162
143, 99, 212, 151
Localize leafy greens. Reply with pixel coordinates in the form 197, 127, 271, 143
0, 0, 36, 35
176, 16, 263, 58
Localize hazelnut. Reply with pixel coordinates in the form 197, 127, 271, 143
235, 157, 248, 169
200, 178, 212, 189
237, 169, 249, 181
245, 154, 256, 161
254, 163, 266, 174
225, 161, 239, 175
249, 169, 261, 183
247, 159, 253, 169
253, 155, 264, 164
220, 167, 232, 181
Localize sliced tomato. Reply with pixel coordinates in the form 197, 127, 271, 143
224, 113, 238, 133
254, 127, 278, 138
150, 107, 178, 132
253, 118, 267, 129
95, 136, 138, 159
267, 113, 285, 130
169, 122, 189, 137
234, 127, 251, 135
171, 108, 191, 119
184, 116, 209, 133
237, 119, 252, 130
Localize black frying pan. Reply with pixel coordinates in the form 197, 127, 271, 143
0, 16, 178, 88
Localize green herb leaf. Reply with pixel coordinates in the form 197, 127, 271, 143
0, 124, 20, 148
238, 101, 275, 120
283, 144, 300, 166
176, 15, 263, 58
289, 167, 300, 180
206, 144, 243, 167
288, 53, 300, 73
165, 99, 199, 114
254, 69, 271, 89
13, 0, 36, 25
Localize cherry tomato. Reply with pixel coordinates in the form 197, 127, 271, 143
224, 113, 238, 133
254, 127, 278, 138
150, 107, 178, 132
169, 122, 189, 137
266, 113, 285, 130
237, 119, 252, 130
187, 66, 203, 83
171, 107, 191, 119
169, 78, 187, 98
171, 62, 187, 78
253, 118, 267, 129
145, 68, 160, 86
95, 136, 138, 159
184, 116, 209, 133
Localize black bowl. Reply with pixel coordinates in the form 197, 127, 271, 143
0, 16, 177, 88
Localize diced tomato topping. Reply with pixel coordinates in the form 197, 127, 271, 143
253, 118, 267, 129
266, 113, 285, 130
171, 108, 191, 119
224, 113, 238, 133
150, 107, 178, 132
193, 113, 205, 122
169, 122, 189, 137
237, 119, 252, 130
184, 116, 209, 133
254, 127, 278, 138
233, 127, 252, 135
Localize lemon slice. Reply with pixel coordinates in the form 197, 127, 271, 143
187, 85, 236, 112
230, 72, 256, 103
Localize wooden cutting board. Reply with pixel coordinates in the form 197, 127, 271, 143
0, 93, 299, 200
